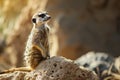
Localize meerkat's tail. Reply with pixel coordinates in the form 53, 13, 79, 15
0, 67, 32, 74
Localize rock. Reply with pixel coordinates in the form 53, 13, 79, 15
0, 56, 98, 80
0, 71, 27, 80
75, 52, 114, 69
101, 56, 120, 80
75, 51, 120, 79
75, 51, 114, 72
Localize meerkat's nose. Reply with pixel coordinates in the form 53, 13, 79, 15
44, 16, 51, 21
47, 16, 51, 20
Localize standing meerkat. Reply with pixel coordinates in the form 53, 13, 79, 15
0, 11, 51, 74
24, 11, 51, 69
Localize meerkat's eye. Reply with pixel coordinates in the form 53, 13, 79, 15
32, 18, 36, 23
38, 14, 46, 18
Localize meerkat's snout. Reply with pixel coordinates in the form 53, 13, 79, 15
44, 16, 51, 21
41, 14, 51, 21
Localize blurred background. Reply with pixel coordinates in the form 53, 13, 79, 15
0, 0, 120, 70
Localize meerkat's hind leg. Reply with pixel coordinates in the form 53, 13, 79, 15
0, 67, 32, 74
32, 43, 47, 58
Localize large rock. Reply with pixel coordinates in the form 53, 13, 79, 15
0, 56, 98, 80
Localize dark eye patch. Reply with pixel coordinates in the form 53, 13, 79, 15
38, 14, 46, 18
32, 18, 36, 23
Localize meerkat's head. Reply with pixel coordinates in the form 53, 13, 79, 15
32, 11, 51, 26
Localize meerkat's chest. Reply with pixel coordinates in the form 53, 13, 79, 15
25, 25, 49, 52
32, 26, 48, 44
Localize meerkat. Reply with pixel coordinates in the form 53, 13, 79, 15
0, 11, 51, 74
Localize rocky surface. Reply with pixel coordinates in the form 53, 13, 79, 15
0, 71, 27, 80
75, 52, 120, 80
0, 56, 98, 80
75, 51, 114, 72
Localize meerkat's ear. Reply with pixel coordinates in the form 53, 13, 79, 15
32, 18, 36, 23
